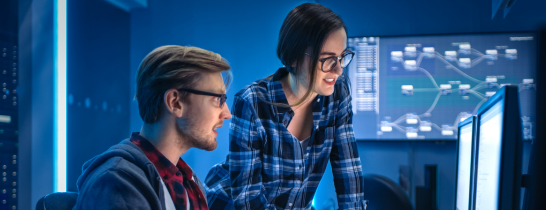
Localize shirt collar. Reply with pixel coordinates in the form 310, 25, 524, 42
130, 132, 194, 181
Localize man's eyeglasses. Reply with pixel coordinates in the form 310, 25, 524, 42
178, 88, 227, 108
306, 50, 355, 72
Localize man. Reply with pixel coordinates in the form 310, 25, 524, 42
73, 45, 232, 209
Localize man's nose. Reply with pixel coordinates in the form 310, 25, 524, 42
222, 104, 232, 120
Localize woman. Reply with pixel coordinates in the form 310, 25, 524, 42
205, 3, 366, 210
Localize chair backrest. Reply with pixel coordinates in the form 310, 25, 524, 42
36, 192, 78, 210
363, 174, 414, 210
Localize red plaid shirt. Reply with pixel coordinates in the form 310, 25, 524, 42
130, 133, 208, 210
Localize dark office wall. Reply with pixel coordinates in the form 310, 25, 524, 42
327, 0, 546, 37
127, 0, 546, 210
18, 0, 31, 208
66, 0, 131, 192
17, 0, 131, 207
28, 0, 55, 207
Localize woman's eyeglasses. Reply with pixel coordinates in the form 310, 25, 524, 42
306, 50, 355, 72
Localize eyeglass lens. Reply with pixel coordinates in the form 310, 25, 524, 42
220, 95, 226, 108
322, 53, 354, 72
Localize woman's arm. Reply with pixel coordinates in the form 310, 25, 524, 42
229, 95, 272, 210
330, 83, 367, 210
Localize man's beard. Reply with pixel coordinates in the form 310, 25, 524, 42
176, 113, 218, 151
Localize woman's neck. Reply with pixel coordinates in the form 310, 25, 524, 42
282, 73, 317, 107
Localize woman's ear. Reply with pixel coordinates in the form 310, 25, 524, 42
163, 89, 184, 118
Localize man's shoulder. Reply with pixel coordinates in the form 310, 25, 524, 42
83, 155, 151, 186
94, 155, 146, 174
74, 156, 162, 210
77, 139, 158, 190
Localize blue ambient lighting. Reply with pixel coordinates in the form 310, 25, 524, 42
54, 0, 67, 192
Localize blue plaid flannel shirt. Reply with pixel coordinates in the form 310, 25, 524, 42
205, 68, 365, 210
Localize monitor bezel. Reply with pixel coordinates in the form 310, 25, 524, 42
348, 30, 537, 41
454, 116, 477, 210
347, 30, 537, 142
471, 85, 522, 210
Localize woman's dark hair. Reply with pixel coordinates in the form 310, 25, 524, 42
276, 3, 347, 106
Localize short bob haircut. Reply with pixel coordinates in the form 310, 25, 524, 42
277, 3, 347, 106
135, 45, 231, 124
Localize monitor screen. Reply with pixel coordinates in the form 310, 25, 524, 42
456, 121, 474, 210
347, 32, 536, 140
474, 100, 504, 209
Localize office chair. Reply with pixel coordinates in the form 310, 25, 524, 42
363, 174, 414, 210
35, 192, 78, 210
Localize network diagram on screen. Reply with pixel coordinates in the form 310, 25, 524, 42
347, 33, 536, 140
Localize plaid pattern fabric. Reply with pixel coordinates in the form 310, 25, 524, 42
131, 133, 209, 210
205, 68, 365, 210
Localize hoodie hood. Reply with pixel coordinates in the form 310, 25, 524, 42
76, 139, 159, 191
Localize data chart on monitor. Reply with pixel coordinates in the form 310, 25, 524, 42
347, 33, 536, 140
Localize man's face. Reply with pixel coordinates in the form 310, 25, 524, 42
176, 72, 232, 151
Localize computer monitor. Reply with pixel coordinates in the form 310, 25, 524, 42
347, 32, 537, 140
472, 85, 523, 210
454, 116, 476, 210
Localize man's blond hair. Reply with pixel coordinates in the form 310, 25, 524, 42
135, 45, 231, 124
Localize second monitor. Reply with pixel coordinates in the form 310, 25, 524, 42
455, 116, 477, 210
472, 85, 523, 210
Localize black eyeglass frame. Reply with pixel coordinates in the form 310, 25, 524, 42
305, 50, 355, 72
177, 88, 227, 108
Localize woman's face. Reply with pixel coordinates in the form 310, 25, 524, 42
299, 28, 347, 96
